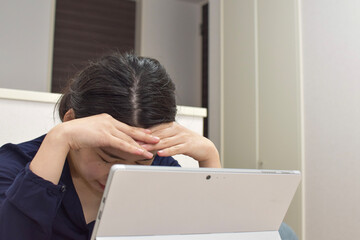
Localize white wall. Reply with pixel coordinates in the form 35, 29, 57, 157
137, 0, 202, 107
302, 0, 360, 239
208, 0, 222, 158
222, 0, 302, 237
223, 0, 257, 169
257, 1, 302, 237
0, 0, 54, 92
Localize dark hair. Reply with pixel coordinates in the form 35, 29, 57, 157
57, 53, 177, 128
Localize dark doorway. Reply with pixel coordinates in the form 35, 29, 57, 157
201, 3, 209, 137
51, 0, 136, 93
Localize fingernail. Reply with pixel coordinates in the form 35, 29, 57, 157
145, 152, 153, 158
157, 150, 164, 155
141, 145, 149, 151
153, 136, 160, 141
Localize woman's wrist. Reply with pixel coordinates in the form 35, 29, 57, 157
198, 141, 221, 168
46, 123, 72, 152
29, 123, 71, 184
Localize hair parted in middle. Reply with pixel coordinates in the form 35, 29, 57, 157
57, 52, 177, 128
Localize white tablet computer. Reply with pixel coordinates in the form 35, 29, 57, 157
91, 165, 301, 240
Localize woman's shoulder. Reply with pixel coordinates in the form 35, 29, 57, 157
16, 135, 46, 156
152, 155, 181, 167
0, 135, 46, 166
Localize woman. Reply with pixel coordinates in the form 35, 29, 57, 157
0, 53, 220, 239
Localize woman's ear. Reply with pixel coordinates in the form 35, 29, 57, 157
63, 109, 75, 122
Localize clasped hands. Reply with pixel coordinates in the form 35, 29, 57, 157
63, 113, 221, 168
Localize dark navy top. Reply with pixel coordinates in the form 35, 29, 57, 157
0, 135, 180, 240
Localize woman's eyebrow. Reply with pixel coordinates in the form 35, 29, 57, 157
101, 149, 127, 161
136, 159, 153, 162
137, 153, 156, 162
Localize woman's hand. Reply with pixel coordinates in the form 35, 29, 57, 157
141, 122, 221, 168
61, 113, 157, 159
30, 113, 159, 184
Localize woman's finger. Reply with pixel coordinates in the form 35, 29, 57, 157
149, 124, 181, 140
148, 122, 173, 134
156, 143, 186, 157
141, 135, 186, 152
114, 120, 160, 144
108, 135, 153, 159
110, 128, 142, 148
109, 130, 155, 158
